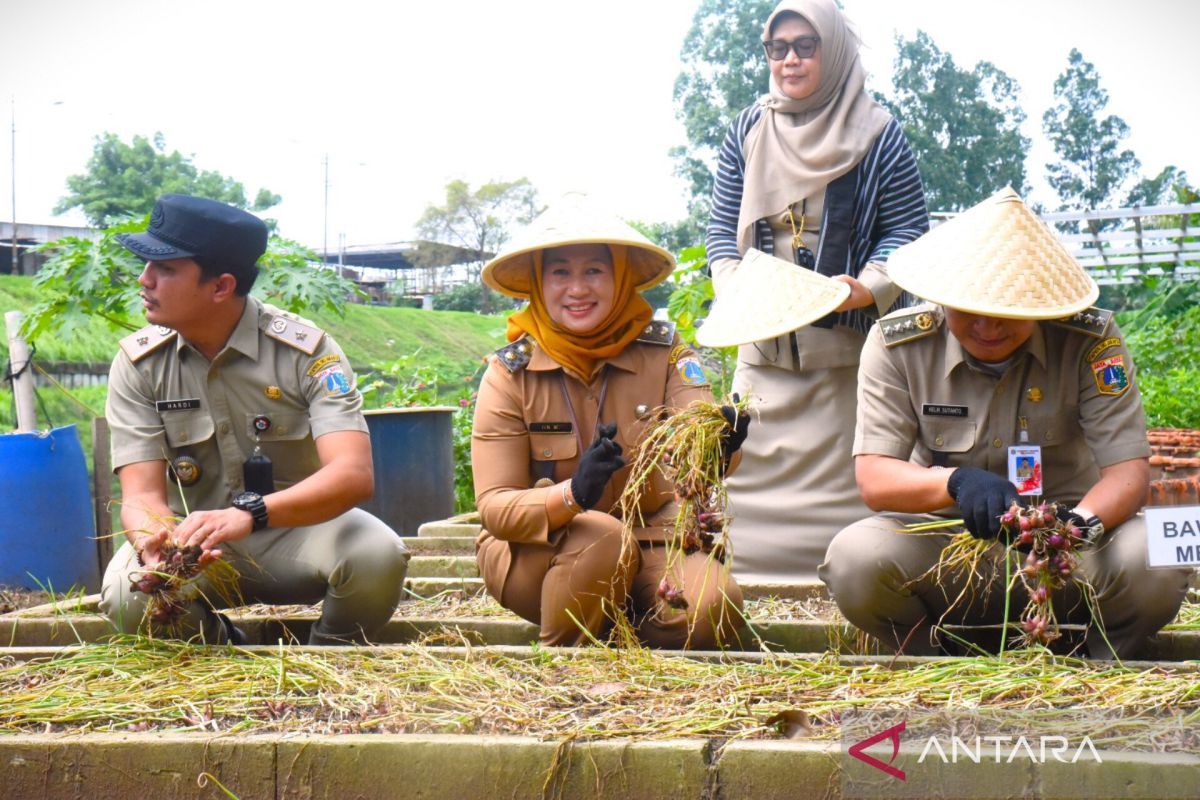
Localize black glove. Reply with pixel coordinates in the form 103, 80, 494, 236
1054, 504, 1103, 543
570, 422, 625, 510
719, 394, 751, 471
947, 467, 1020, 541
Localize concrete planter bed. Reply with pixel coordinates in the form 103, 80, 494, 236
1, 644, 1198, 799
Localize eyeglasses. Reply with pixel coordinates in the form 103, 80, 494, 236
762, 36, 820, 61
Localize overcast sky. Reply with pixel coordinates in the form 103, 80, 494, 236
3, 0, 1197, 252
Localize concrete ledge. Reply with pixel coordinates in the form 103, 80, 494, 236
277, 735, 709, 800
416, 521, 482, 538
2, 733, 1197, 800
5, 608, 1198, 661
404, 536, 475, 554
407, 555, 480, 578
0, 616, 113, 647
0, 733, 275, 800
404, 576, 485, 597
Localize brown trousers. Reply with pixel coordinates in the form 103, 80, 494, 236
476, 509, 745, 649
819, 513, 1191, 659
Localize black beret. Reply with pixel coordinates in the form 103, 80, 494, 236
116, 194, 268, 270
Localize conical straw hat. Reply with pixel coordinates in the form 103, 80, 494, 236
695, 248, 851, 348
482, 192, 674, 299
888, 187, 1099, 319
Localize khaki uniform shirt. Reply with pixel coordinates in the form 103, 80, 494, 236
855, 304, 1150, 509
106, 297, 367, 515
472, 323, 713, 550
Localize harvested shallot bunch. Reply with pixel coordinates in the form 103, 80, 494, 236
1000, 501, 1087, 647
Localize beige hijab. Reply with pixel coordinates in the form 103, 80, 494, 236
736, 0, 892, 255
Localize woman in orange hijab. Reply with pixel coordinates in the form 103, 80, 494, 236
471, 194, 747, 649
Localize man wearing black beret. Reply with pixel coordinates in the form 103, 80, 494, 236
99, 194, 410, 645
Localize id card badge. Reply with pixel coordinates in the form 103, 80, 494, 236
1008, 445, 1043, 496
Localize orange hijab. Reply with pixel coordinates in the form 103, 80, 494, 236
505, 245, 653, 380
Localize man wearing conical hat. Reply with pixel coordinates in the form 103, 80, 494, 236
470, 193, 747, 649
819, 189, 1191, 658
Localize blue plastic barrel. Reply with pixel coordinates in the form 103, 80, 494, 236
359, 407, 457, 536
0, 425, 100, 591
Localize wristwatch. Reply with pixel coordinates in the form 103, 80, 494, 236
1073, 508, 1105, 542
232, 491, 270, 532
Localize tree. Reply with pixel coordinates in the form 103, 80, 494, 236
416, 178, 540, 314
1043, 49, 1141, 212
671, 0, 775, 220
1125, 166, 1194, 208
883, 31, 1030, 213
55, 132, 280, 227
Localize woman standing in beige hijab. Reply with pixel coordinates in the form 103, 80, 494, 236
706, 0, 928, 582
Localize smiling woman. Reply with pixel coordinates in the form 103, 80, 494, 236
468, 194, 747, 650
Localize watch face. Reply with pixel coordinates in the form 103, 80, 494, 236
234, 491, 262, 506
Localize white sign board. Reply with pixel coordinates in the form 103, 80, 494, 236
1145, 505, 1200, 568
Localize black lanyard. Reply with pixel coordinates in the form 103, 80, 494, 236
558, 365, 611, 454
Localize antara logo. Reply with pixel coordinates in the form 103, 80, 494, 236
848, 720, 906, 781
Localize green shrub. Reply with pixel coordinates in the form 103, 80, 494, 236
1118, 284, 1200, 428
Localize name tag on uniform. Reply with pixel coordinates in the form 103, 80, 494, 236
156, 398, 201, 412
1008, 444, 1043, 496
922, 404, 968, 417
529, 422, 572, 434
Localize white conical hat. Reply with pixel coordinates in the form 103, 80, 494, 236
888, 187, 1099, 319
695, 248, 851, 348
482, 192, 674, 299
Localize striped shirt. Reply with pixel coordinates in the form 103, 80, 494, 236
706, 105, 929, 333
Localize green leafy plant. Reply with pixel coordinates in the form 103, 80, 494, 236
451, 388, 477, 514
1118, 284, 1200, 428
666, 244, 736, 397
22, 216, 360, 342
359, 351, 444, 408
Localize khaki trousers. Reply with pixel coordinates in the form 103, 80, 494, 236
819, 513, 1191, 659
727, 340, 870, 582
477, 508, 745, 649
100, 508, 410, 645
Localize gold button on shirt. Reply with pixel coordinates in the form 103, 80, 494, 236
106, 298, 368, 514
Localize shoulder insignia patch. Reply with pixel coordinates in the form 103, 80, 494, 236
880, 307, 942, 348
263, 312, 325, 355
676, 354, 709, 386
1091, 353, 1130, 396
494, 337, 533, 373
119, 324, 176, 363
1050, 306, 1113, 338
635, 320, 675, 346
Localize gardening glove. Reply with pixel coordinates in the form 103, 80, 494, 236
570, 422, 625, 510
947, 466, 1020, 541
718, 394, 751, 473
1054, 504, 1104, 544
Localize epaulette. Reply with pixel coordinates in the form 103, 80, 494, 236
494, 336, 534, 373
635, 320, 675, 346
1049, 306, 1113, 338
262, 308, 325, 356
880, 306, 941, 348
119, 324, 177, 363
